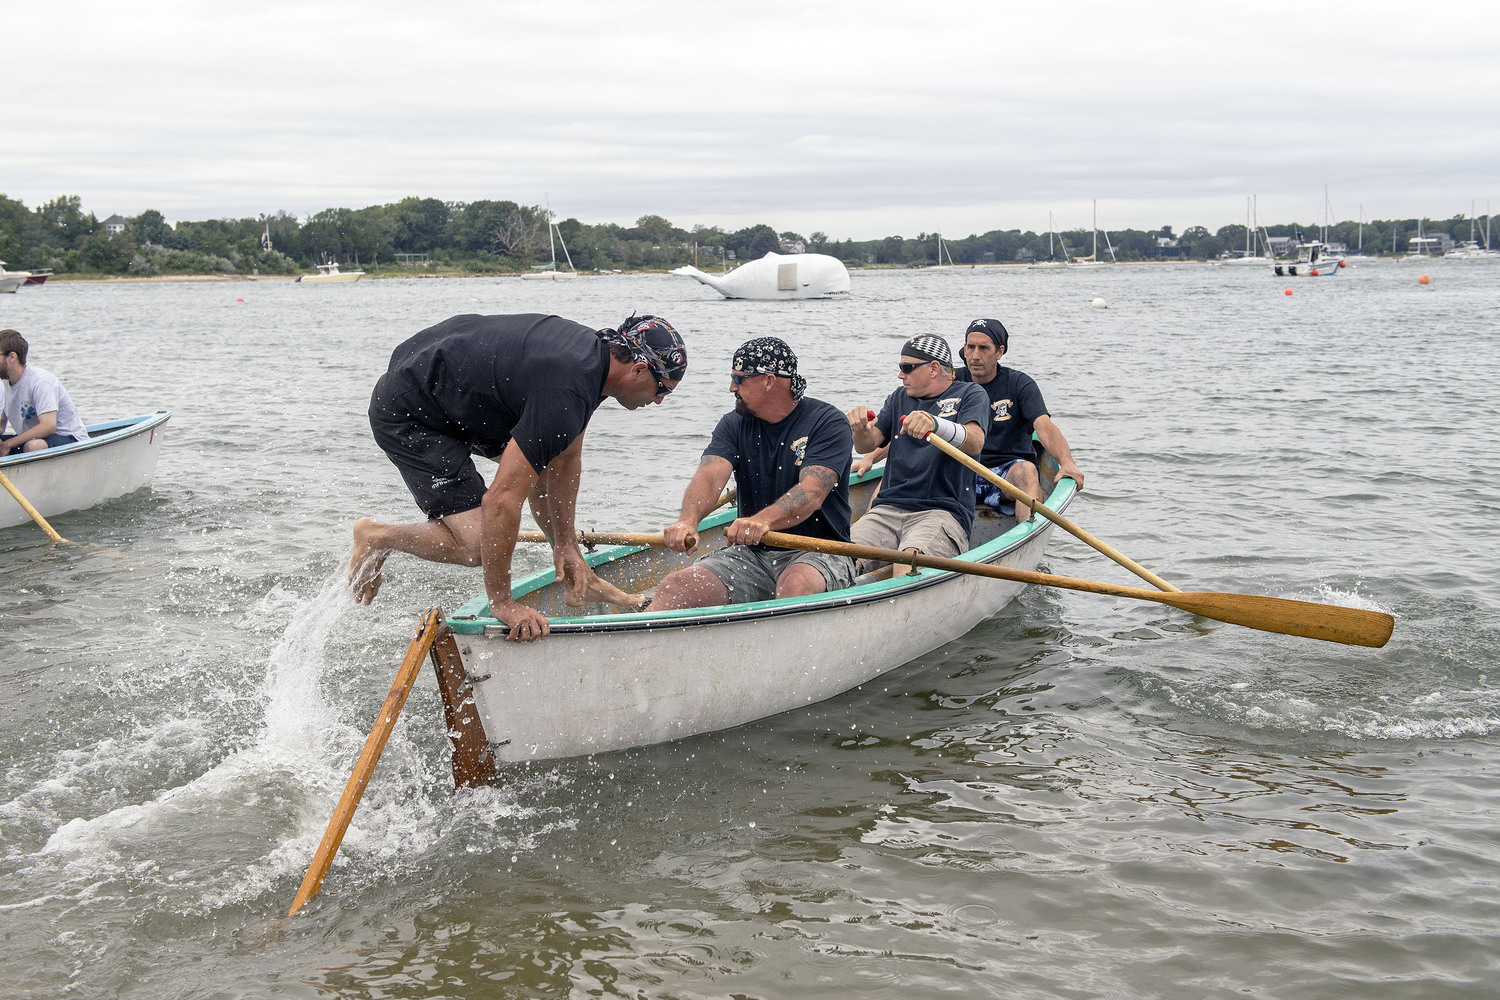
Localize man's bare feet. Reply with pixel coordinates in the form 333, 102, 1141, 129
567, 572, 648, 610
348, 518, 390, 605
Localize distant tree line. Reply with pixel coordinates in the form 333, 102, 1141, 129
0, 192, 1492, 277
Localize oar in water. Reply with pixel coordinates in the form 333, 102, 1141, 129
287, 608, 444, 917
543, 529, 1394, 648
0, 469, 72, 545
921, 432, 1179, 593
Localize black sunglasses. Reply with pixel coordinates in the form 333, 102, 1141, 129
898, 360, 933, 374
652, 372, 674, 397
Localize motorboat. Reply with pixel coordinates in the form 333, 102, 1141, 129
296, 262, 364, 283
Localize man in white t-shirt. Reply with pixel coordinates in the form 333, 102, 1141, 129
0, 329, 90, 456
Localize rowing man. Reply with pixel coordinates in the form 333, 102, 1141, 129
0, 330, 90, 456
956, 318, 1084, 519
647, 337, 855, 610
348, 313, 687, 642
847, 334, 989, 569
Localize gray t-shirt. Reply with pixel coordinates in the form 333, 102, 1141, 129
1, 365, 89, 442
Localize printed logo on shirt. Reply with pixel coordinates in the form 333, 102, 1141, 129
21, 403, 37, 421
790, 435, 808, 466
991, 398, 1013, 423
430, 474, 460, 489
935, 396, 963, 419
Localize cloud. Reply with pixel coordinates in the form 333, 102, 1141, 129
4, 1, 1498, 236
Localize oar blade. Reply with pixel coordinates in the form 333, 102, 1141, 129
1164, 592, 1395, 648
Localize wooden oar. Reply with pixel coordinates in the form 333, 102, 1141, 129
287, 608, 444, 917
542, 529, 1393, 648
518, 488, 737, 546
922, 433, 1179, 592
0, 469, 72, 545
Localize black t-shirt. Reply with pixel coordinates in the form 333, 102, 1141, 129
384, 313, 610, 473
870, 380, 990, 532
703, 396, 853, 545
955, 366, 1050, 467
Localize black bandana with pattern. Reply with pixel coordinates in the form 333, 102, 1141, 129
599, 315, 687, 381
732, 336, 806, 399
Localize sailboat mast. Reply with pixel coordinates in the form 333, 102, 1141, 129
1092, 201, 1098, 258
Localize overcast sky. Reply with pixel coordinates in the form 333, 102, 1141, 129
5, 1, 1497, 239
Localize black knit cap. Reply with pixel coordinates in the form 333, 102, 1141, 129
965, 318, 1009, 350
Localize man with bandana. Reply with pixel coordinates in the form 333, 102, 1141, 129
956, 318, 1084, 520
349, 313, 687, 642
847, 334, 989, 567
647, 337, 855, 611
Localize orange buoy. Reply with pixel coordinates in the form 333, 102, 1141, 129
1338, 260, 1346, 268
1418, 274, 1430, 285
1284, 288, 1293, 296
236, 297, 244, 302
1310, 268, 1320, 276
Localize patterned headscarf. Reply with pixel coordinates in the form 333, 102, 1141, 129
902, 334, 953, 367
732, 336, 806, 399
600, 315, 687, 381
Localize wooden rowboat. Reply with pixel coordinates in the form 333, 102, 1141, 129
429, 452, 1075, 783
0, 411, 171, 530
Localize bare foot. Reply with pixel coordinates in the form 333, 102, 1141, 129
566, 573, 648, 610
348, 518, 390, 605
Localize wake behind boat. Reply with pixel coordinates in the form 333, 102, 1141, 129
0, 411, 171, 530
428, 457, 1073, 779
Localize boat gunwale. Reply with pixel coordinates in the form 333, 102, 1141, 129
0, 411, 171, 471
447, 472, 1077, 636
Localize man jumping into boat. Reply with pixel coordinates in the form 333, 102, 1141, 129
348, 313, 687, 642
955, 318, 1084, 519
646, 337, 856, 611
846, 334, 988, 570
0, 330, 90, 456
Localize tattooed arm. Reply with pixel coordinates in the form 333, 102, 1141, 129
723, 464, 840, 546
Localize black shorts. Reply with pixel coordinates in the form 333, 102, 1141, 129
368, 373, 490, 519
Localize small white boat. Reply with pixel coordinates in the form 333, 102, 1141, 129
429, 457, 1074, 776
521, 217, 580, 280
0, 260, 30, 293
0, 412, 171, 530
296, 262, 364, 283
1069, 201, 1117, 268
1272, 239, 1345, 277
1028, 213, 1071, 269
672, 251, 850, 299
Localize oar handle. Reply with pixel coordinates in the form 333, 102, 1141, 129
0, 469, 70, 544
922, 434, 1180, 593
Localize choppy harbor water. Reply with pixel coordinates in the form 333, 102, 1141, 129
3, 261, 1498, 998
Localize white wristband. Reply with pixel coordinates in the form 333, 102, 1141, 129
931, 416, 965, 445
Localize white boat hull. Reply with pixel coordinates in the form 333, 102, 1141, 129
672, 252, 850, 299
520, 270, 579, 280
0, 274, 24, 293
440, 470, 1073, 768
0, 412, 170, 529
296, 272, 362, 283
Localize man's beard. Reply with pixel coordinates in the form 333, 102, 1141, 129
734, 397, 751, 417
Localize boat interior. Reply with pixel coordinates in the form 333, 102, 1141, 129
450, 447, 1067, 630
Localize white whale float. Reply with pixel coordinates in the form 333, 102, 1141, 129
671, 251, 851, 299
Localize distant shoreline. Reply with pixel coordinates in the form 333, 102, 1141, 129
42, 259, 1218, 285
